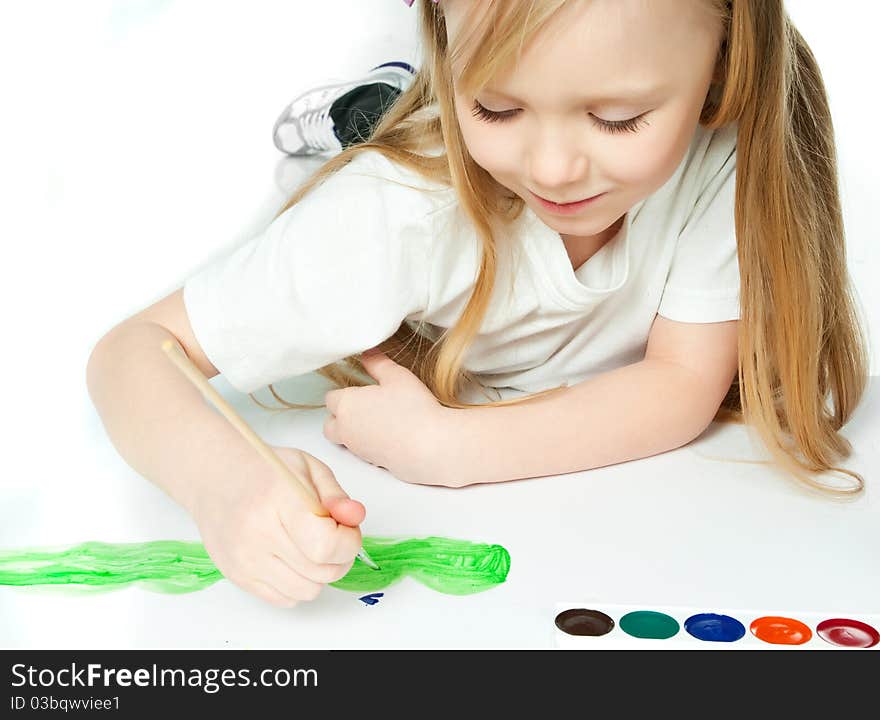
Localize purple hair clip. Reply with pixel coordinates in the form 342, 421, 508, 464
403, 0, 440, 6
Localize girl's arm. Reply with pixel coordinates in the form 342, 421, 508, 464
86, 315, 242, 514
436, 317, 739, 486
86, 288, 367, 606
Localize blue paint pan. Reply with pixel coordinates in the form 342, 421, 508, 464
684, 613, 746, 642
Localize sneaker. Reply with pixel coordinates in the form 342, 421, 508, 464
272, 61, 417, 156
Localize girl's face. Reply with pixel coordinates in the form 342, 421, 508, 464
444, 0, 724, 241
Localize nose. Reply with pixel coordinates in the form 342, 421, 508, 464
527, 126, 588, 194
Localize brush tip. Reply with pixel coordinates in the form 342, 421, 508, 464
358, 550, 381, 571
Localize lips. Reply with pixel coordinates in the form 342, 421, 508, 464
528, 189, 606, 215
533, 191, 601, 206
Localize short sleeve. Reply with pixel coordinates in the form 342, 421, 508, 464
182, 152, 432, 394
657, 134, 740, 324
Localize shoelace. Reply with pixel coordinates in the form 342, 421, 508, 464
295, 87, 342, 151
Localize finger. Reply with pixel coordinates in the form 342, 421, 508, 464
306, 460, 367, 528
358, 351, 395, 381
245, 579, 298, 609
272, 535, 355, 585
278, 456, 366, 564
323, 496, 366, 527
261, 555, 323, 602
278, 505, 364, 566
323, 414, 342, 445
324, 388, 343, 415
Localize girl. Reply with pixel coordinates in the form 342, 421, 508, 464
86, 0, 870, 608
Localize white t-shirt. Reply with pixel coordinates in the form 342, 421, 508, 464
184, 121, 739, 401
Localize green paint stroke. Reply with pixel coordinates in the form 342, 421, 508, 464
0, 541, 220, 594
0, 537, 510, 596
332, 536, 510, 595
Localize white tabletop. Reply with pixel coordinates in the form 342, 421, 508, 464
2, 372, 878, 649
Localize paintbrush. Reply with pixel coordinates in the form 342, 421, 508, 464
160, 339, 381, 572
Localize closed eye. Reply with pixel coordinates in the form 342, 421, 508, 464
470, 100, 649, 135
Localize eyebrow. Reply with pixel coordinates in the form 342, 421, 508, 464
481, 85, 666, 106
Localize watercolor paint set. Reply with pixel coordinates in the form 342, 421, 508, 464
552, 602, 880, 650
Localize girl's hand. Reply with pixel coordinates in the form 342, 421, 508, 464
191, 446, 364, 608
323, 349, 448, 485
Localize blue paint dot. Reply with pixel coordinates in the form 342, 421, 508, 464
684, 613, 746, 642
358, 592, 385, 606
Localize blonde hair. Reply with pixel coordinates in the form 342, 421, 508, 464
253, 0, 870, 497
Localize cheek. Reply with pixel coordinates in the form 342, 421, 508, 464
454, 107, 518, 176
606, 124, 693, 190
459, 118, 511, 173
608, 142, 669, 186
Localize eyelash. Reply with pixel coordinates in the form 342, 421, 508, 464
470, 100, 648, 134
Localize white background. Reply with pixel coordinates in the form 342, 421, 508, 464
0, 1, 878, 649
